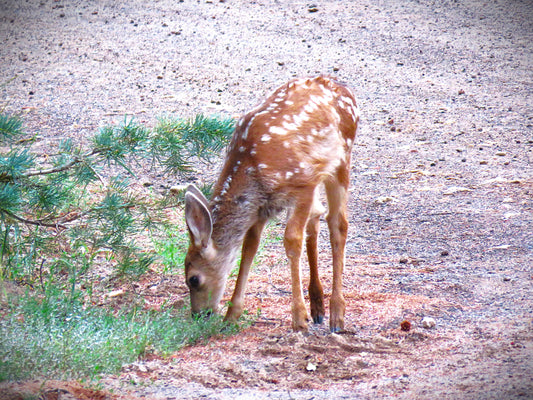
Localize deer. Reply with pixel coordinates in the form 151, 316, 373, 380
184, 76, 359, 332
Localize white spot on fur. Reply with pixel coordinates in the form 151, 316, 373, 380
304, 102, 318, 113
346, 138, 353, 148
331, 108, 341, 123
282, 121, 298, 131
285, 100, 294, 106
283, 141, 290, 148
340, 96, 355, 108
285, 171, 293, 179
239, 146, 246, 152
243, 123, 251, 140
269, 126, 287, 135
220, 175, 232, 195
261, 134, 271, 142
293, 110, 310, 126
258, 163, 267, 169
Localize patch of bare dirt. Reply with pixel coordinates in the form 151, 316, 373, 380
1, 0, 532, 399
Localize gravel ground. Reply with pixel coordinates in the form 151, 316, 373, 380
1, 0, 532, 399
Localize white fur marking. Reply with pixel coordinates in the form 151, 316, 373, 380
340, 96, 355, 108
282, 121, 298, 131
269, 125, 287, 135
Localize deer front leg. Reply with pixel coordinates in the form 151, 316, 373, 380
325, 179, 349, 332
285, 196, 314, 332
225, 218, 267, 322
306, 190, 326, 324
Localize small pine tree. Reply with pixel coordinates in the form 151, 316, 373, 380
0, 113, 234, 286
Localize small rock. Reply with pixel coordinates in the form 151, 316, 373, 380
106, 289, 125, 298
308, 4, 319, 12
495, 151, 506, 156
503, 276, 511, 282
440, 250, 449, 257
421, 317, 436, 329
443, 186, 472, 195
375, 196, 395, 204
306, 362, 317, 371
479, 160, 488, 165
458, 89, 465, 95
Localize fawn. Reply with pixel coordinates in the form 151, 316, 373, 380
184, 76, 359, 332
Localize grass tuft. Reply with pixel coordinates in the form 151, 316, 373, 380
0, 289, 239, 381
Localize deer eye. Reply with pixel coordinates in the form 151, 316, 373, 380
188, 275, 200, 289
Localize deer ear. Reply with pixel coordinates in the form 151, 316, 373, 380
185, 188, 212, 249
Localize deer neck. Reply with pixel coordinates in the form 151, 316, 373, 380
209, 168, 262, 254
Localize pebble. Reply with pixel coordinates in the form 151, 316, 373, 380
421, 317, 436, 329
375, 195, 395, 204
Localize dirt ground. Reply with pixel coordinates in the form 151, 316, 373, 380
1, 0, 532, 399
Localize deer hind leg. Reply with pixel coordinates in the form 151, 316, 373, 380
285, 189, 315, 332
225, 217, 268, 322
306, 189, 326, 324
325, 171, 349, 332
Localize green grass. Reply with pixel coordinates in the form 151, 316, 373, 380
0, 288, 240, 382
153, 227, 189, 273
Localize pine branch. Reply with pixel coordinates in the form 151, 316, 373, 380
1, 208, 67, 230
23, 149, 98, 178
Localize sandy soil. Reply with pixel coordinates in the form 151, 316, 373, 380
1, 0, 532, 399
